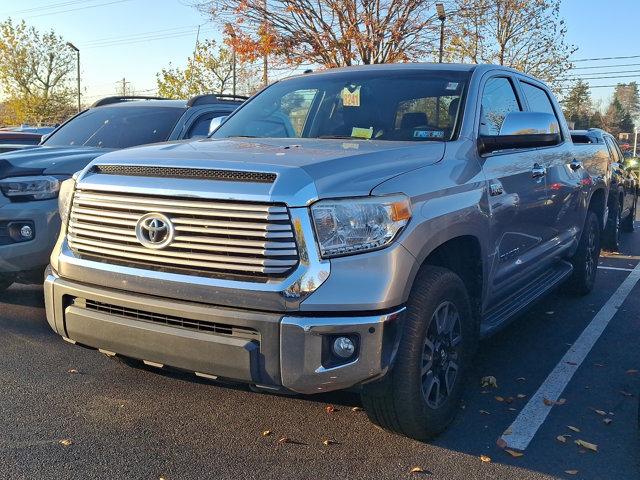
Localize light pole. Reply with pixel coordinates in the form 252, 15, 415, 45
634, 126, 639, 158
66, 42, 80, 112
436, 3, 446, 63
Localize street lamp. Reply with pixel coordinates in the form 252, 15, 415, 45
436, 3, 446, 63
66, 42, 80, 112
634, 126, 639, 158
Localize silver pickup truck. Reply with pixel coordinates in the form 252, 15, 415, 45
45, 64, 609, 441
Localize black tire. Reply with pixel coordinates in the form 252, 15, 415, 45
565, 211, 601, 296
603, 202, 620, 251
0, 274, 15, 293
361, 266, 477, 441
622, 199, 635, 233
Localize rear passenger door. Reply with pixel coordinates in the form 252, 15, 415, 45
478, 76, 554, 302
518, 80, 585, 247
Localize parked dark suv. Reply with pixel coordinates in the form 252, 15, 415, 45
0, 94, 245, 290
571, 129, 637, 250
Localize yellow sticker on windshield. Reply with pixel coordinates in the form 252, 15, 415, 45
341, 86, 361, 107
351, 127, 373, 139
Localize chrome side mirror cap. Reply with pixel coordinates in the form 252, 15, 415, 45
499, 111, 560, 136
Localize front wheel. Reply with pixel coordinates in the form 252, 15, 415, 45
361, 266, 477, 441
565, 211, 601, 296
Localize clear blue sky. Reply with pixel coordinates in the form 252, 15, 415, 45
2, 0, 638, 106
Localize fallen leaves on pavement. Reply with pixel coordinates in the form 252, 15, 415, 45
410, 466, 429, 474
261, 430, 272, 436
626, 369, 638, 375
603, 418, 613, 425
351, 406, 363, 412
556, 435, 568, 443
58, 439, 73, 447
481, 376, 498, 388
565, 470, 578, 475
322, 439, 338, 446
505, 449, 523, 458
574, 439, 598, 452
479, 455, 491, 463
543, 398, 566, 406
567, 426, 580, 433
324, 405, 337, 413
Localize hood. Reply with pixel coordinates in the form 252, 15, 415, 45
82, 138, 445, 205
0, 146, 114, 179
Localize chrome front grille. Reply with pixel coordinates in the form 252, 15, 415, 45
67, 189, 299, 280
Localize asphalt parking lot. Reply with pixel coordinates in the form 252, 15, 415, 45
1, 231, 639, 480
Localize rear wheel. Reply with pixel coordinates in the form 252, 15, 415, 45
361, 266, 477, 441
622, 199, 636, 233
604, 202, 621, 251
565, 211, 601, 296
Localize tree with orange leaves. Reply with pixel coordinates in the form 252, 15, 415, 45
195, 0, 443, 71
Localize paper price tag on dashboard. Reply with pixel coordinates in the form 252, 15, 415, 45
341, 86, 361, 107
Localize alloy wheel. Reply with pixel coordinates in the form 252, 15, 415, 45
421, 301, 462, 409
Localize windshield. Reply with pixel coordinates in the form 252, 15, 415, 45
213, 70, 468, 142
44, 106, 185, 149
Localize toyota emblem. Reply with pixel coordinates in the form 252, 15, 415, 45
135, 212, 175, 249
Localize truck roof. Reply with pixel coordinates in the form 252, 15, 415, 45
290, 62, 526, 79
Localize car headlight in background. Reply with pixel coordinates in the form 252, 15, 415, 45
310, 195, 411, 258
58, 177, 76, 225
0, 175, 60, 201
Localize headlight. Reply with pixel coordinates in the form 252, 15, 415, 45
58, 177, 76, 225
310, 195, 411, 258
0, 175, 60, 201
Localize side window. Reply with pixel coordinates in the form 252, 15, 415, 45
480, 77, 521, 136
186, 111, 227, 139
520, 82, 557, 117
604, 137, 622, 163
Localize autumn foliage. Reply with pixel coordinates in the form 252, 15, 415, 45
200, 0, 443, 67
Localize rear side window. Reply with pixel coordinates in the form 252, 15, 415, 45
479, 77, 521, 136
520, 82, 557, 117
604, 136, 622, 163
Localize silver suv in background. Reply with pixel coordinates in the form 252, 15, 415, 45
0, 94, 245, 291
45, 64, 608, 441
571, 128, 637, 250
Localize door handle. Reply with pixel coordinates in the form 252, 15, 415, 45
570, 158, 582, 171
531, 163, 546, 178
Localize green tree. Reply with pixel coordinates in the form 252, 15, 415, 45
603, 98, 634, 136
156, 39, 257, 99
590, 110, 603, 129
0, 19, 75, 124
613, 82, 639, 123
562, 80, 593, 129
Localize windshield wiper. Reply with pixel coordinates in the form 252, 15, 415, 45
225, 135, 258, 138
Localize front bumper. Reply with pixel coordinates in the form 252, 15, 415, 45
0, 198, 60, 273
44, 269, 404, 394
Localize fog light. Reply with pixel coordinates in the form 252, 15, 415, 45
20, 225, 34, 239
332, 336, 356, 359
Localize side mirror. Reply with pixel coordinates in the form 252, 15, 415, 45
478, 112, 561, 155
208, 116, 228, 135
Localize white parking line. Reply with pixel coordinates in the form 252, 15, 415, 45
598, 265, 635, 272
500, 262, 640, 451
